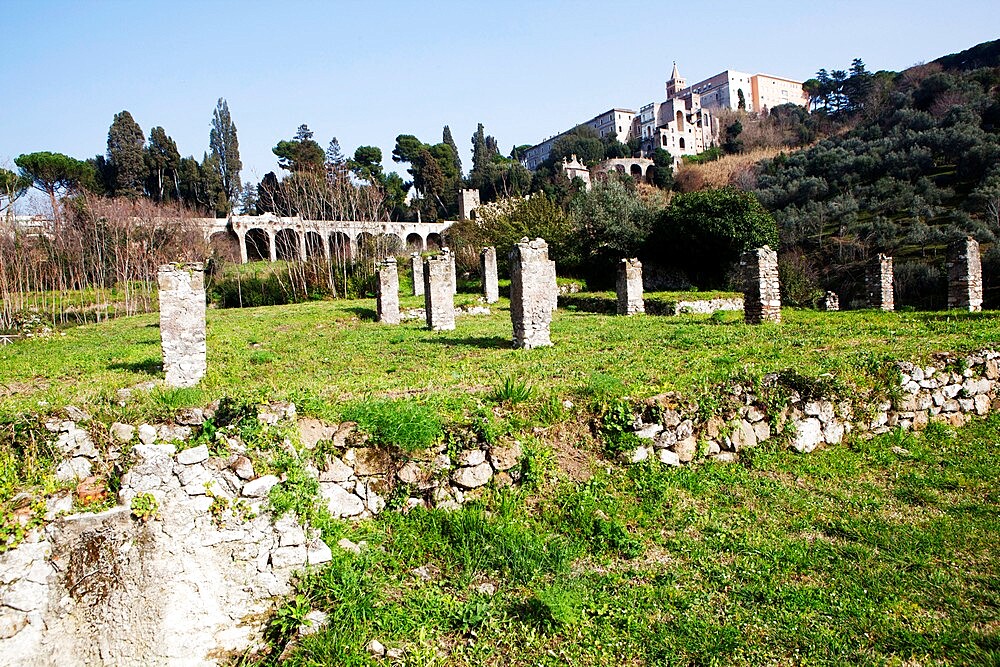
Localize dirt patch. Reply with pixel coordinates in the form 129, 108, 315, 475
533, 418, 600, 483
0, 379, 48, 398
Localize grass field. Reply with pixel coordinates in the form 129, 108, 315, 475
2, 298, 1000, 665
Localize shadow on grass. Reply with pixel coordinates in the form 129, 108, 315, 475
109, 357, 163, 376
910, 310, 1000, 322
346, 306, 377, 321
426, 335, 510, 349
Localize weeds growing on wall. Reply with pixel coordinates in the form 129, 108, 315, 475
340, 398, 443, 453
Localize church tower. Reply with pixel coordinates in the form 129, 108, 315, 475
666, 61, 686, 99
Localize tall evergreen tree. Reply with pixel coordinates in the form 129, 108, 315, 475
107, 110, 146, 197
209, 98, 242, 205
443, 125, 462, 177
145, 127, 181, 202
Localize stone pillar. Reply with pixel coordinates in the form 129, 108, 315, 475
547, 259, 558, 312
237, 232, 248, 264
267, 231, 277, 262
158, 263, 207, 388
947, 236, 982, 312
297, 230, 307, 261
424, 254, 455, 331
616, 258, 644, 315
480, 246, 499, 303
866, 254, 894, 311
740, 246, 781, 324
510, 238, 555, 348
442, 247, 457, 294
376, 258, 400, 324
823, 291, 840, 312
410, 252, 424, 296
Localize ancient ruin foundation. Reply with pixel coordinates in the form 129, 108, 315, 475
510, 238, 555, 348
480, 246, 499, 304
445, 247, 458, 294
616, 258, 645, 315
823, 291, 840, 312
424, 254, 456, 331
741, 246, 781, 324
158, 263, 206, 387
376, 258, 400, 324
866, 254, 895, 311
948, 236, 982, 312
410, 252, 424, 296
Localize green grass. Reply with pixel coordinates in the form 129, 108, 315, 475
1, 297, 998, 424
257, 415, 1000, 666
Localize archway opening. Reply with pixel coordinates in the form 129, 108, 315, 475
305, 231, 324, 259
245, 228, 271, 262
426, 233, 442, 251
275, 229, 299, 261
676, 110, 685, 131
406, 233, 424, 252
630, 164, 643, 181
209, 230, 240, 263
645, 165, 656, 184
330, 232, 352, 262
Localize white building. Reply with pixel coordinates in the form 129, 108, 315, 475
521, 108, 635, 170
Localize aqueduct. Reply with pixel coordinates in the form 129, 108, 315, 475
194, 214, 455, 264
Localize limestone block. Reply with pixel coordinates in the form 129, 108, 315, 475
423, 253, 456, 331
480, 246, 499, 304
616, 258, 645, 316
740, 246, 781, 324
410, 252, 424, 296
452, 462, 493, 489
509, 238, 555, 348
158, 263, 207, 387
791, 418, 823, 453
176, 444, 209, 466
321, 483, 365, 518
488, 442, 522, 471
241, 475, 280, 498
376, 258, 400, 325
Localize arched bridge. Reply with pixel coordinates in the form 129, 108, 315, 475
193, 214, 455, 263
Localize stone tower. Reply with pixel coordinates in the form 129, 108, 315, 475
666, 61, 687, 99
458, 189, 481, 221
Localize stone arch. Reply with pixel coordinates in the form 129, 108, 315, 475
356, 232, 377, 260
676, 110, 684, 131
678, 137, 686, 150
329, 232, 352, 262
426, 233, 442, 251
406, 233, 424, 252
645, 165, 655, 183
209, 230, 240, 263
376, 233, 404, 257
630, 163, 643, 181
305, 231, 324, 259
615, 164, 626, 175
275, 228, 299, 261
245, 228, 271, 262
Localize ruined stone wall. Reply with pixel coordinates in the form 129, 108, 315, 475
376, 258, 400, 324
480, 247, 499, 304
823, 291, 840, 311
423, 254, 455, 331
616, 258, 644, 316
866, 254, 894, 311
947, 236, 982, 312
510, 238, 555, 349
740, 246, 781, 324
0, 403, 523, 666
158, 264, 206, 387
410, 253, 424, 297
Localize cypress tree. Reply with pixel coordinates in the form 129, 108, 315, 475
209, 98, 242, 205
107, 110, 146, 198
443, 125, 462, 177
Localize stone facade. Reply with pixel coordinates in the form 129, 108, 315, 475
410, 253, 424, 296
510, 238, 555, 349
480, 247, 499, 304
866, 254, 895, 311
458, 189, 480, 221
423, 254, 456, 331
740, 246, 781, 324
616, 258, 645, 315
947, 236, 983, 312
376, 258, 400, 325
157, 264, 206, 388
823, 291, 840, 312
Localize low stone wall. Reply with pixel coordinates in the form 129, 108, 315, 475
0, 404, 523, 666
559, 293, 743, 316
623, 349, 1000, 466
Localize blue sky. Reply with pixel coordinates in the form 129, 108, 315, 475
1, 0, 997, 195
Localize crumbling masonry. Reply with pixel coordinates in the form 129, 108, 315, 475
376, 258, 400, 324
741, 246, 781, 324
948, 236, 982, 312
510, 238, 555, 348
616, 258, 645, 315
158, 263, 206, 387
410, 252, 424, 297
866, 254, 894, 311
424, 254, 456, 331
481, 247, 499, 304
